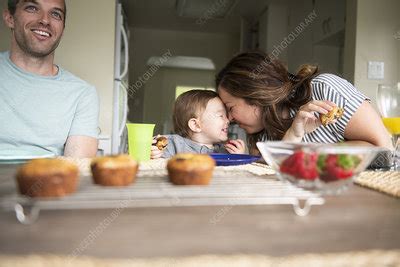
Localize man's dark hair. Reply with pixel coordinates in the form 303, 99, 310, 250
7, 0, 18, 15
7, 0, 67, 25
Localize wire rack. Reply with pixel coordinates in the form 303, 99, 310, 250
1, 168, 324, 224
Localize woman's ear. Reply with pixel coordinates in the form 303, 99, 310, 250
188, 118, 202, 133
252, 105, 261, 118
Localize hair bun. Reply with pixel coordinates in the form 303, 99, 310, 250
296, 64, 318, 80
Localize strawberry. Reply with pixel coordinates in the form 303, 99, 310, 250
280, 150, 318, 180
318, 154, 360, 181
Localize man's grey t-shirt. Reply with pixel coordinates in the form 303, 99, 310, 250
162, 134, 227, 158
0, 51, 99, 157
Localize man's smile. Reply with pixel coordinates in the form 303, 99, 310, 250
31, 28, 52, 39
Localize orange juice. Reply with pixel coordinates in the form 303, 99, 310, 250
382, 117, 400, 134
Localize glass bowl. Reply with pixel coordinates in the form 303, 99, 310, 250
256, 141, 385, 195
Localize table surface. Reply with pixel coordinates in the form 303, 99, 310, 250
0, 164, 399, 259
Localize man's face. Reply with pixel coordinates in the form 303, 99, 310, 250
5, 0, 66, 58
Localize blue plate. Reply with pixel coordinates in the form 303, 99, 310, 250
209, 153, 261, 166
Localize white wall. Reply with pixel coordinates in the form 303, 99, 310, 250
128, 27, 239, 123
0, 0, 116, 137
352, 0, 400, 104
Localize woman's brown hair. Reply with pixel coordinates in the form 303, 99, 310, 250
173, 89, 219, 138
215, 51, 318, 154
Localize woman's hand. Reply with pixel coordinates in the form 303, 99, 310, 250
283, 100, 335, 142
224, 139, 246, 154
150, 138, 163, 159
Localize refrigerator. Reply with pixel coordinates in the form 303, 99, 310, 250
111, 3, 130, 154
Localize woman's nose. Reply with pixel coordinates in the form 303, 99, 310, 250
228, 112, 234, 122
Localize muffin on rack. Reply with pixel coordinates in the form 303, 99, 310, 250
91, 155, 138, 186
16, 158, 79, 198
167, 153, 215, 185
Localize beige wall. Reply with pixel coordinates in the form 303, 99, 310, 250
128, 27, 239, 123
57, 0, 116, 136
0, 0, 116, 137
0, 0, 10, 51
353, 0, 400, 105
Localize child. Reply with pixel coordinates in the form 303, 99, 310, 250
151, 90, 246, 159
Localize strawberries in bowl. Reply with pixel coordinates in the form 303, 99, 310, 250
280, 151, 362, 181
280, 150, 319, 180
257, 142, 384, 194
318, 154, 361, 181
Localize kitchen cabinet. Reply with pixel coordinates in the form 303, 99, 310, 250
312, 0, 346, 45
256, 0, 346, 74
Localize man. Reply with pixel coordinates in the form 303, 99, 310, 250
0, 0, 99, 158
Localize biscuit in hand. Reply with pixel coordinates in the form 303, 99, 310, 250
320, 106, 344, 126
155, 136, 168, 150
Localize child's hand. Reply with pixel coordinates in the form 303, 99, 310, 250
224, 139, 246, 154
150, 138, 163, 159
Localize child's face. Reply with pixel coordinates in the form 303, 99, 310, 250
199, 97, 230, 143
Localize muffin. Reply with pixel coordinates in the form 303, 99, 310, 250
155, 136, 168, 150
320, 106, 344, 126
16, 158, 79, 198
91, 155, 138, 186
167, 153, 215, 185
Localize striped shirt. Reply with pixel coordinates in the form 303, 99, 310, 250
288, 73, 368, 143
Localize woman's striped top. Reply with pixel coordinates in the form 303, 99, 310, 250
289, 73, 368, 143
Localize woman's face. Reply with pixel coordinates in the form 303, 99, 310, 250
218, 86, 264, 134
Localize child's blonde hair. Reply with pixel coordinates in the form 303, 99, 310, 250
173, 90, 219, 137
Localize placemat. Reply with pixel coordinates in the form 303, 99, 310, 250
354, 171, 400, 197
0, 250, 399, 267
58, 157, 276, 178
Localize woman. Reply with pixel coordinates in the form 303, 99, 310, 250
216, 51, 392, 154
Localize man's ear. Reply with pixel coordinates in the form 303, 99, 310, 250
188, 118, 202, 133
3, 9, 14, 29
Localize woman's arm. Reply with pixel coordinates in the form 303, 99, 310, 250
282, 100, 393, 149
344, 101, 393, 149
282, 100, 335, 142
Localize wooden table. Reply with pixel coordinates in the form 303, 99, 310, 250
0, 164, 399, 259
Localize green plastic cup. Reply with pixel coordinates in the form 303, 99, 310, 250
126, 123, 155, 162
